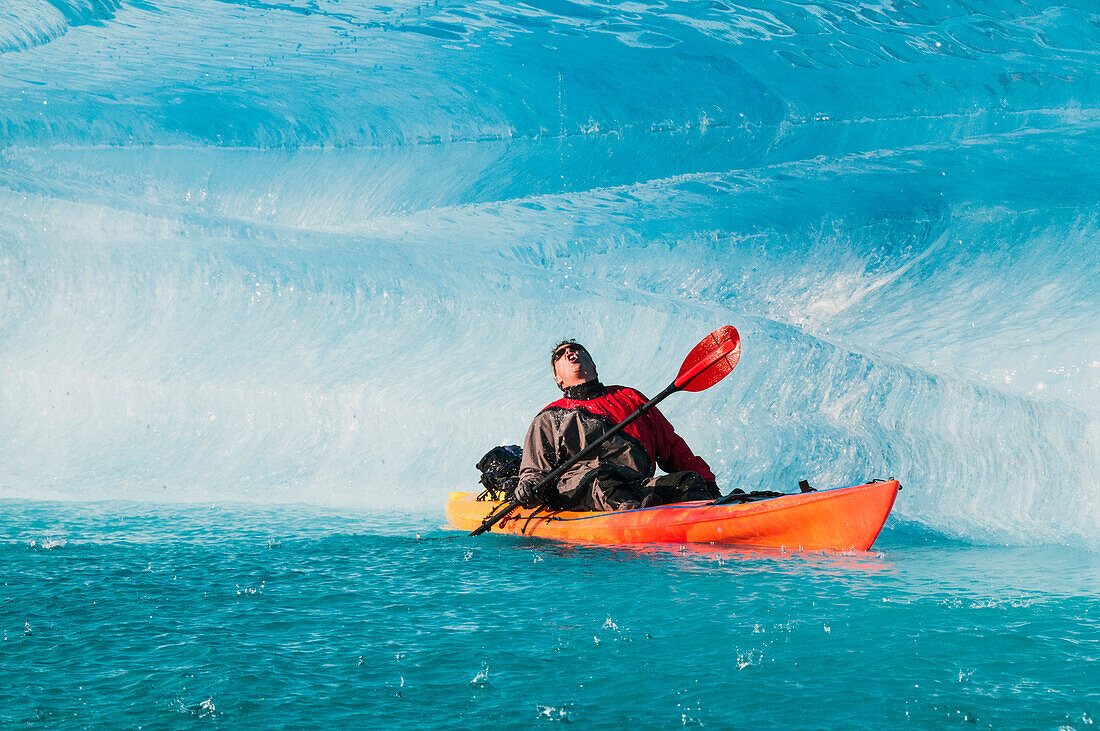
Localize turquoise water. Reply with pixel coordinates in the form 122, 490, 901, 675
3, 502, 1097, 728
2, 0, 1099, 726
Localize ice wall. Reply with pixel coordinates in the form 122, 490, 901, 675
0, 0, 1097, 547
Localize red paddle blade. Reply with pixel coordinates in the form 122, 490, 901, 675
674, 325, 741, 392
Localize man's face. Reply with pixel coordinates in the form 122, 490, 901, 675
553, 344, 597, 389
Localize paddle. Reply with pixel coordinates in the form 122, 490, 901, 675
469, 325, 741, 537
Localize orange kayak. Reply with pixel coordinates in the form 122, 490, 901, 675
447, 480, 901, 551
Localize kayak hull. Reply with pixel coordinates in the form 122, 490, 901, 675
446, 480, 900, 551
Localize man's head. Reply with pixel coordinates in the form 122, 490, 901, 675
551, 340, 598, 391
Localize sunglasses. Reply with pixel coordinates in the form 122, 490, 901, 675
552, 344, 585, 362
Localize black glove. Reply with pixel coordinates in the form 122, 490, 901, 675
705, 481, 721, 499
514, 480, 544, 508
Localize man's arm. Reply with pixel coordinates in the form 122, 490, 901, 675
647, 405, 717, 484
515, 411, 558, 506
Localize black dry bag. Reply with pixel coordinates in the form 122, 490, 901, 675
475, 445, 522, 501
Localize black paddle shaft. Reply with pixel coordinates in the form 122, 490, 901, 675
469, 382, 679, 536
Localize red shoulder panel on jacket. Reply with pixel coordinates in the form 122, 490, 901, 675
542, 386, 646, 440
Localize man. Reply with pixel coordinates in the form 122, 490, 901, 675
515, 340, 720, 511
